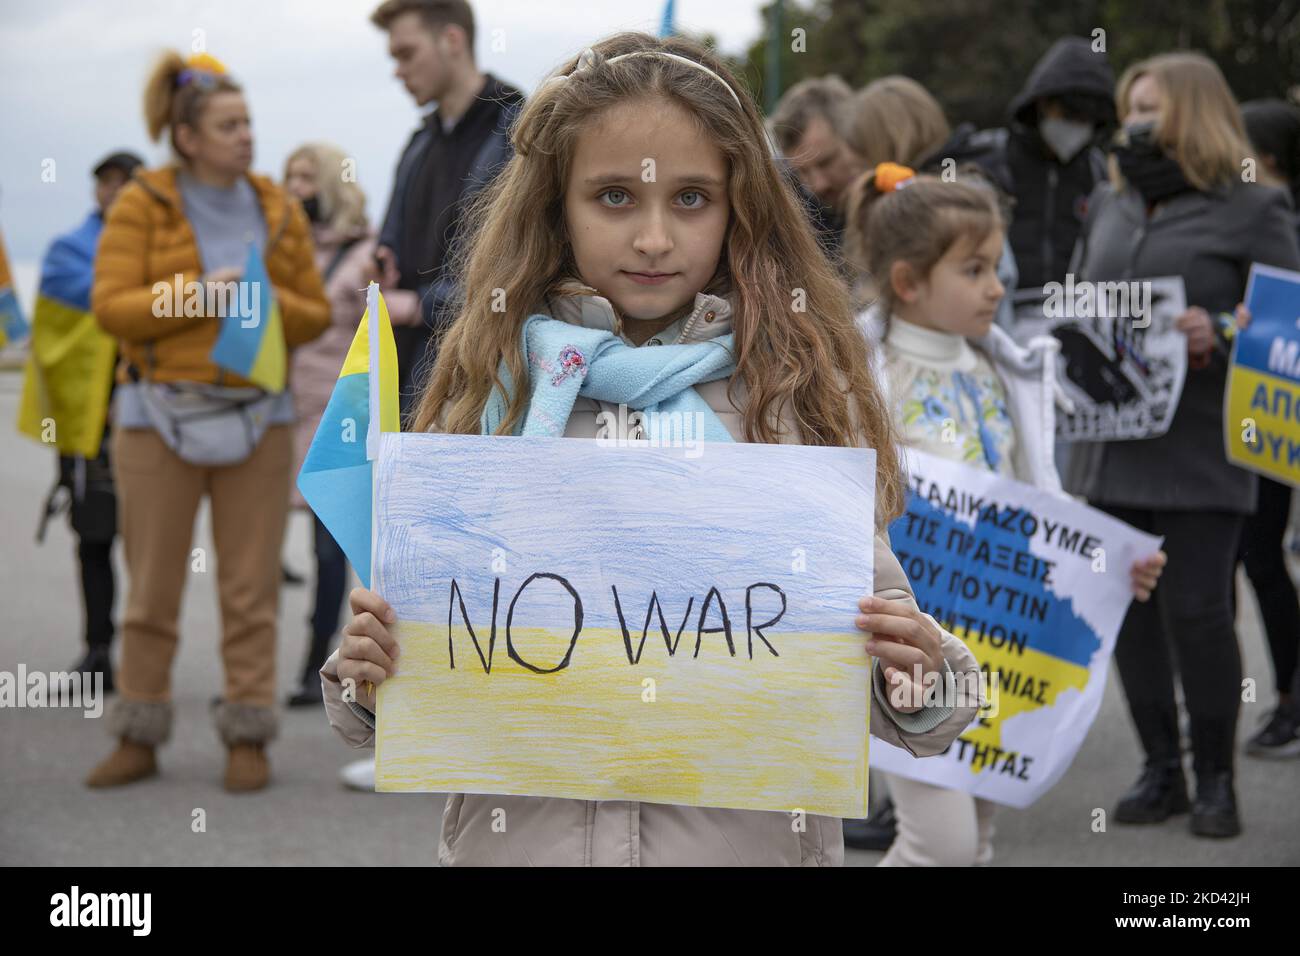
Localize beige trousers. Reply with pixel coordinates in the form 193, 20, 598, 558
877, 771, 998, 867
112, 425, 291, 709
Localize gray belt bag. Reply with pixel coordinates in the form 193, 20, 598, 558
136, 382, 280, 467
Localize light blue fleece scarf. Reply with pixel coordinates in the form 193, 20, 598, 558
480, 313, 737, 441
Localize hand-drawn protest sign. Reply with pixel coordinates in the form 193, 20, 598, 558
1012, 275, 1188, 441
371, 432, 877, 817
1224, 263, 1300, 487
870, 450, 1161, 808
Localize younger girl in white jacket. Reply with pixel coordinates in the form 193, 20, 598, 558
846, 163, 1167, 865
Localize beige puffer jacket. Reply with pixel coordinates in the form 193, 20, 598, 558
321, 285, 982, 866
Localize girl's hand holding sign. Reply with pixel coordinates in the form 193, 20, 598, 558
857, 595, 946, 714
338, 587, 399, 713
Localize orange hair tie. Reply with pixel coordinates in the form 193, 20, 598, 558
185, 52, 228, 74
874, 162, 916, 193
177, 53, 230, 88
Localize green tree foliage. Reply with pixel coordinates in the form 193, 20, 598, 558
741, 0, 1299, 126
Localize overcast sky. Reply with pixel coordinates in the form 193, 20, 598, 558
0, 0, 769, 298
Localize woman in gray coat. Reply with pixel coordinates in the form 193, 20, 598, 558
1065, 52, 1300, 838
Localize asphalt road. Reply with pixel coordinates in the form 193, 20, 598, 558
1, 368, 1296, 866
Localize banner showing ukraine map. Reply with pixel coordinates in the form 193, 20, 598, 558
870, 450, 1161, 808
1224, 263, 1300, 487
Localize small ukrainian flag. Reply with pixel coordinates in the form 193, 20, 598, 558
296, 282, 399, 587
210, 243, 287, 391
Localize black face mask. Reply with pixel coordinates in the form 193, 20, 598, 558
300, 195, 323, 223
1112, 122, 1194, 203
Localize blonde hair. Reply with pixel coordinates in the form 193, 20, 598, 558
411, 32, 905, 521
1114, 52, 1257, 191
845, 171, 1003, 321
842, 76, 951, 170
284, 142, 369, 235
143, 51, 242, 159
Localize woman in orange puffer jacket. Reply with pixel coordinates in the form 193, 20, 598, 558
86, 50, 329, 793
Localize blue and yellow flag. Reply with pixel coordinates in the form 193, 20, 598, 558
0, 228, 29, 346
16, 297, 114, 457
297, 282, 400, 587
210, 243, 287, 391
17, 213, 115, 458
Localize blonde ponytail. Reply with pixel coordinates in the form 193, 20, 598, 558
143, 50, 187, 142
141, 50, 241, 157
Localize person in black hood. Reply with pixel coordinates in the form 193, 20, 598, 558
1004, 36, 1117, 294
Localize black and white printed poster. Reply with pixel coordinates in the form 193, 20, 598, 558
1011, 276, 1188, 441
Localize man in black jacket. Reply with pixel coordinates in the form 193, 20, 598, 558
1004, 36, 1116, 296
371, 0, 525, 418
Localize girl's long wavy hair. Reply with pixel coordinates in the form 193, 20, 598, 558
411, 31, 904, 520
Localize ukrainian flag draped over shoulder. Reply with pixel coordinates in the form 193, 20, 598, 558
297, 282, 399, 588
209, 243, 287, 392
16, 214, 115, 458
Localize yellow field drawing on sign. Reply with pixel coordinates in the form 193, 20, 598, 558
376, 621, 871, 817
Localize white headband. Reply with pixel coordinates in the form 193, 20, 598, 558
550, 47, 745, 112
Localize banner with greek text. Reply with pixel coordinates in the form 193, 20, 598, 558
1224, 263, 1300, 487
870, 450, 1161, 807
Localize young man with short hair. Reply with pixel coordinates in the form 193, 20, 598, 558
370, 0, 524, 417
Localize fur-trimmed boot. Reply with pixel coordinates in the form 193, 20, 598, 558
213, 700, 278, 793
86, 698, 172, 788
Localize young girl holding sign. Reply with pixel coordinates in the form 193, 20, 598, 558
847, 165, 1167, 864
320, 33, 982, 866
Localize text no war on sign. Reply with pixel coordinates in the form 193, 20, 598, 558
369, 433, 878, 818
